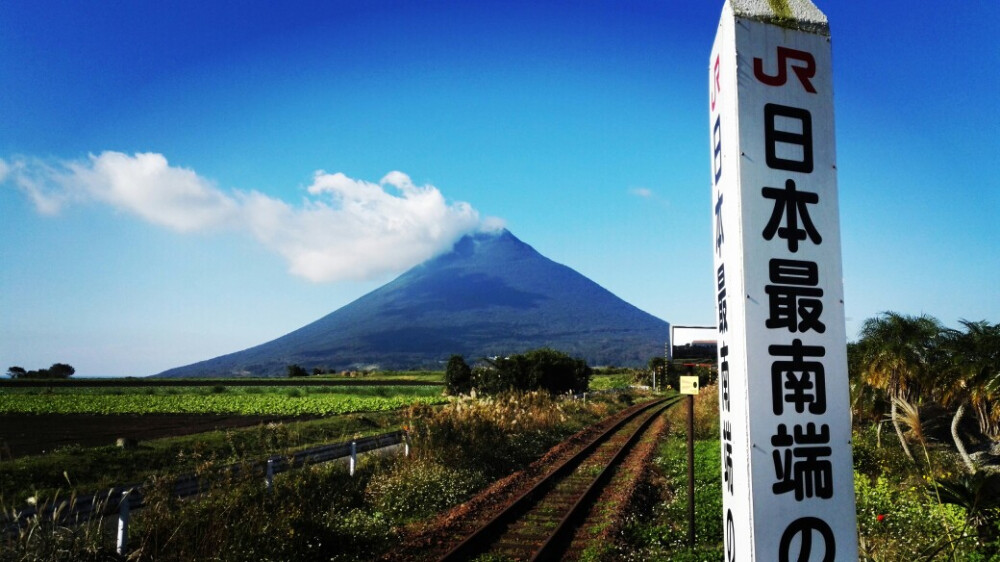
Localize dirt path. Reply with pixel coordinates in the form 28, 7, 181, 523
0, 413, 292, 458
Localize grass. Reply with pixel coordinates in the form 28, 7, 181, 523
614, 438, 724, 561
589, 373, 633, 391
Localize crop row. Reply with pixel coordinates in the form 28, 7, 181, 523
0, 390, 447, 416
0, 385, 439, 397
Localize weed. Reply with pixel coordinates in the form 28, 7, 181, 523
366, 460, 485, 522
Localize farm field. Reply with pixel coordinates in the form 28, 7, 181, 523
0, 370, 445, 387
0, 385, 447, 416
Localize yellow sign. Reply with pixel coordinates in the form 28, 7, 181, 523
680, 376, 700, 395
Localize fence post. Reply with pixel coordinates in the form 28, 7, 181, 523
403, 432, 411, 458
265, 458, 275, 492
117, 489, 131, 556
349, 441, 357, 476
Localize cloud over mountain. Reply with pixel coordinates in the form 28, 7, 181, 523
2, 152, 497, 281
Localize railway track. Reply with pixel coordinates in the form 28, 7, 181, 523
438, 395, 680, 561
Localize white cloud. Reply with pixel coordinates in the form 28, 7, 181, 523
629, 187, 654, 198
74, 152, 240, 232
2, 151, 500, 282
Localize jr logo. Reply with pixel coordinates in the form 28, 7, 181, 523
710, 54, 721, 111
753, 47, 817, 93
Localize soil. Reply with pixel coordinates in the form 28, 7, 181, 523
0, 413, 293, 459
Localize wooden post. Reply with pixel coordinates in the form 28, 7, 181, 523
117, 490, 131, 556
687, 394, 696, 548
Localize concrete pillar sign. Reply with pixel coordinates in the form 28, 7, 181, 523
709, 1, 857, 560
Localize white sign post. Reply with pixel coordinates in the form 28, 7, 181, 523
709, 1, 857, 560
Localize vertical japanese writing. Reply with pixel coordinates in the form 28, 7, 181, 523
718, 265, 729, 333
711, 44, 736, 561
755, 40, 838, 561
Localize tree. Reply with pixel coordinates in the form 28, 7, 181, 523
473, 348, 591, 395
940, 320, 1000, 472
445, 355, 472, 395
7, 366, 26, 379
47, 363, 75, 378
522, 348, 590, 395
286, 364, 309, 378
857, 312, 943, 463
648, 356, 666, 389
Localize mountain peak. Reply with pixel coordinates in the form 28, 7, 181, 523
156, 230, 670, 377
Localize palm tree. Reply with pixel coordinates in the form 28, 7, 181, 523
857, 312, 943, 463
940, 320, 1000, 472
848, 340, 890, 443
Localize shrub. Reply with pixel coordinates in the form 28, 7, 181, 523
855, 471, 971, 561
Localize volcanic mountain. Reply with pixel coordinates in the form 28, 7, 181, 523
156, 229, 670, 377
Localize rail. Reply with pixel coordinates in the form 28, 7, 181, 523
438, 395, 680, 561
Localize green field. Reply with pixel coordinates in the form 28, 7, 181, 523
0, 385, 447, 416
589, 373, 633, 391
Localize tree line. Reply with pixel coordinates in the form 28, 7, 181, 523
445, 348, 591, 396
849, 312, 1000, 473
6, 363, 76, 379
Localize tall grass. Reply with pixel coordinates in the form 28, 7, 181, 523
406, 391, 596, 478
1, 491, 121, 562
664, 384, 719, 440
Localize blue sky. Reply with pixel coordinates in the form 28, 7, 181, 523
2, 1, 997, 376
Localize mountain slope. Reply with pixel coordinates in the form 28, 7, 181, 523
156, 229, 670, 377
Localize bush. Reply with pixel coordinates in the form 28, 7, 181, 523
855, 472, 971, 560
